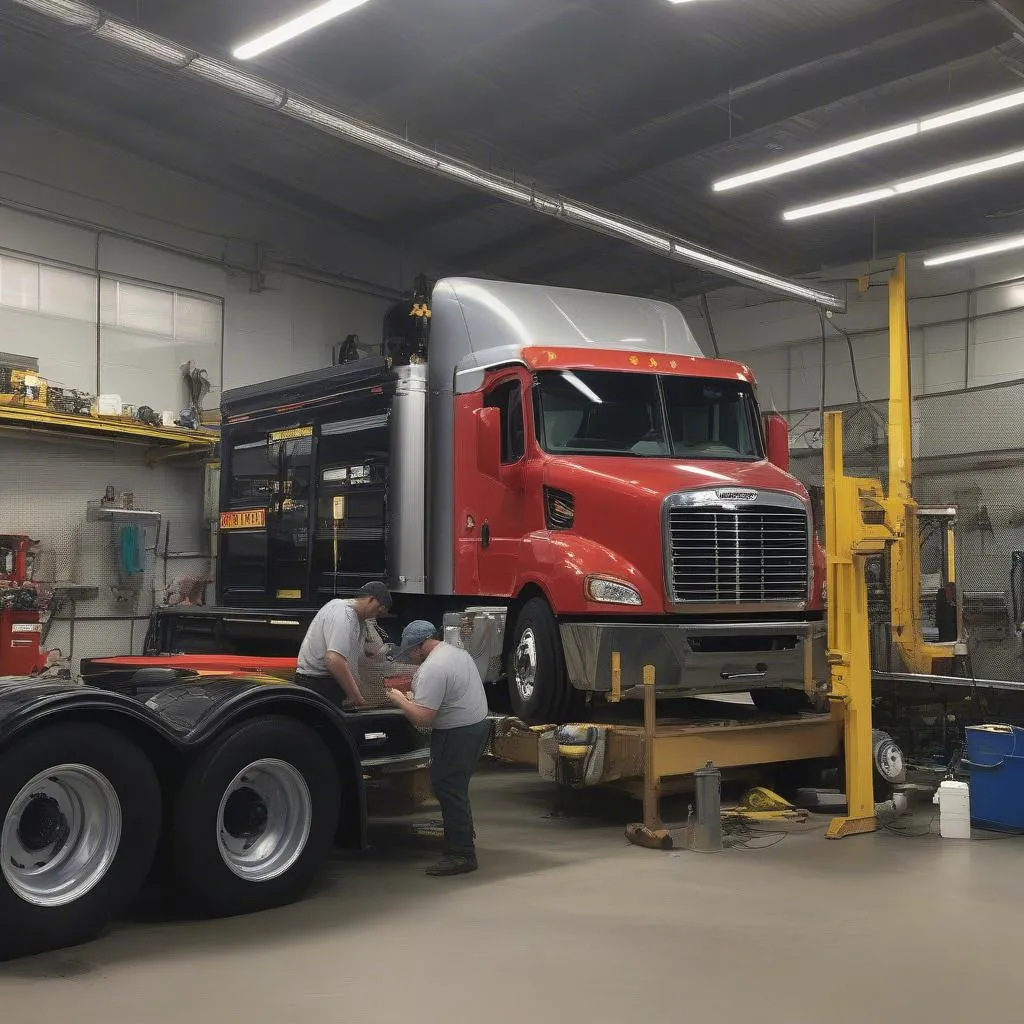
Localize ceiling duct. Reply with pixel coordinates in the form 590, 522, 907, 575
9, 0, 846, 311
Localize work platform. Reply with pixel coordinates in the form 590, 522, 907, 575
491, 696, 843, 797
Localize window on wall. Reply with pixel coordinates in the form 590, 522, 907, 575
0, 252, 223, 411
0, 253, 221, 343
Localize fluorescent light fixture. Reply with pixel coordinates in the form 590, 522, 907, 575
233, 0, 373, 60
784, 146, 1024, 221
784, 188, 896, 221
714, 86, 1024, 193
919, 90, 1024, 132
924, 234, 1024, 267
715, 126, 917, 192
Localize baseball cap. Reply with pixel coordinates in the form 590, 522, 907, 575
394, 620, 437, 660
357, 581, 392, 610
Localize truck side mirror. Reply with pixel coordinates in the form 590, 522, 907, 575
763, 413, 790, 473
475, 406, 501, 480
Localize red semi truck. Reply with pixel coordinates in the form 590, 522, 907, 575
147, 278, 825, 723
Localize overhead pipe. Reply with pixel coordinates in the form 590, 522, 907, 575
8, 0, 846, 312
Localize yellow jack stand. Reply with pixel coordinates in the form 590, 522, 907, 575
625, 666, 674, 850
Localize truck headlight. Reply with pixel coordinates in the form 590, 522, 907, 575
585, 576, 642, 606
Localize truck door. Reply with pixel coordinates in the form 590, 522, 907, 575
219, 426, 313, 605
267, 428, 314, 601
476, 372, 533, 597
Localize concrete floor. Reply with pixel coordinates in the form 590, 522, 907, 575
2, 766, 1022, 1023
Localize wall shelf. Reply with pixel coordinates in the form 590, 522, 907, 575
0, 404, 217, 462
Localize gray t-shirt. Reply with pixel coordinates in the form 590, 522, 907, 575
297, 599, 366, 677
412, 642, 489, 730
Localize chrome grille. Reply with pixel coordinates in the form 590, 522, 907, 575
667, 503, 809, 605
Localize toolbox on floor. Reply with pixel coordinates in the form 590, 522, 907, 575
964, 725, 1024, 831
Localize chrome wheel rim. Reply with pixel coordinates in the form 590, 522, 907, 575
2, 764, 122, 907
514, 628, 538, 702
216, 759, 311, 882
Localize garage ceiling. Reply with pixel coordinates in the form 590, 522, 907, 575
2, 0, 1024, 299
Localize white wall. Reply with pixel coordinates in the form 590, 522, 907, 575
0, 105, 429, 409
0, 435, 207, 671
680, 252, 1024, 445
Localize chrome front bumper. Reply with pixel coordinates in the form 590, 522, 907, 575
559, 619, 825, 695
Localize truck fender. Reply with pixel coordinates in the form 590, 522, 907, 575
137, 681, 367, 849
518, 533, 661, 614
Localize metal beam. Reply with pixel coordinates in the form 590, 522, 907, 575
6, 0, 846, 310
989, 0, 1024, 36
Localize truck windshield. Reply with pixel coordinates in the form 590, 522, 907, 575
534, 369, 762, 460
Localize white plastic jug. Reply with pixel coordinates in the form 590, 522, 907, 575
933, 780, 971, 839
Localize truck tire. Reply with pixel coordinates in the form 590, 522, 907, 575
750, 688, 813, 715
0, 723, 161, 959
507, 598, 581, 724
172, 716, 341, 917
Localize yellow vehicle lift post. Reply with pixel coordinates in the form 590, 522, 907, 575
885, 256, 958, 674
823, 409, 892, 837
826, 253, 954, 837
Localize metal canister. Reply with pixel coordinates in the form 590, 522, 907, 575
692, 761, 723, 852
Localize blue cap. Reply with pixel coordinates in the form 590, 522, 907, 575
394, 620, 437, 660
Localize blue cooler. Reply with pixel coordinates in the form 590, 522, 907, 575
964, 725, 1024, 831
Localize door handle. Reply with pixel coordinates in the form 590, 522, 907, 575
481, 522, 491, 549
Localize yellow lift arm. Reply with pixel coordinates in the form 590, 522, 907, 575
884, 257, 958, 674
826, 254, 953, 837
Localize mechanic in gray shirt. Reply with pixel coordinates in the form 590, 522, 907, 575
386, 620, 490, 876
295, 581, 391, 710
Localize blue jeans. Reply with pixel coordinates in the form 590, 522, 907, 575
429, 719, 491, 858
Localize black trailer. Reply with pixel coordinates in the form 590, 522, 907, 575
0, 671, 428, 960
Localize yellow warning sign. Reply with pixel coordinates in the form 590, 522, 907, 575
332, 495, 346, 521
219, 508, 266, 530
269, 425, 313, 442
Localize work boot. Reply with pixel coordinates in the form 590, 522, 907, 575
425, 853, 478, 876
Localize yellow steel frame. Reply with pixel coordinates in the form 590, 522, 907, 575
824, 410, 890, 837
883, 257, 958, 674
826, 254, 955, 837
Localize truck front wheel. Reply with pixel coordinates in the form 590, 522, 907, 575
507, 598, 581, 724
0, 723, 161, 959
172, 716, 341, 917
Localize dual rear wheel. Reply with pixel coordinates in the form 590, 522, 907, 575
0, 716, 342, 960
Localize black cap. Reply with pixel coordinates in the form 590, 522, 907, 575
357, 581, 392, 610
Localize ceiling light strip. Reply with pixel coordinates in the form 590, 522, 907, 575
233, 0, 374, 61
783, 146, 1024, 221
923, 233, 1024, 267
8, 0, 845, 311
714, 87, 1024, 193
